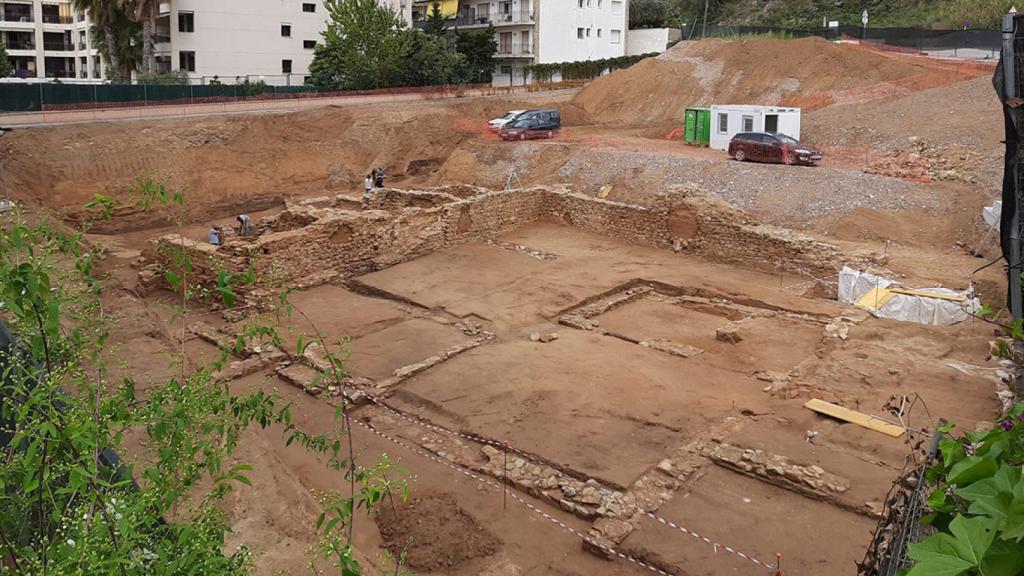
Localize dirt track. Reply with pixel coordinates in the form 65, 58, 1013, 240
6, 38, 1012, 576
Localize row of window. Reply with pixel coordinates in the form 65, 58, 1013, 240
178, 9, 318, 50
177, 50, 294, 75
576, 0, 625, 11
717, 113, 756, 134
576, 27, 621, 43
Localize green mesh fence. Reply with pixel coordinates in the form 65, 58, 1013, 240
0, 83, 327, 113
0, 82, 495, 114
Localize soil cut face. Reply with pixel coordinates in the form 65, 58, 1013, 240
571, 37, 990, 126
375, 494, 501, 572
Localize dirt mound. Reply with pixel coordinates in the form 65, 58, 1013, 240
571, 37, 989, 127
375, 493, 500, 572
0, 92, 573, 232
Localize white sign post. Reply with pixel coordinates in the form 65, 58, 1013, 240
861, 9, 869, 43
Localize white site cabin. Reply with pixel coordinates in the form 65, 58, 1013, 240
709, 105, 802, 151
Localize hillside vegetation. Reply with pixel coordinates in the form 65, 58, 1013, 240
631, 0, 1016, 30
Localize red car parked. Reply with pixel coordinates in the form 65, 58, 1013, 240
728, 132, 822, 166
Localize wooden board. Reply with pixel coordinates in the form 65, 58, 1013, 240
889, 288, 967, 303
854, 287, 895, 310
803, 399, 905, 438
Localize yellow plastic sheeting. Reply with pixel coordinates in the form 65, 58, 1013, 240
596, 184, 613, 199
855, 287, 895, 310
804, 399, 906, 438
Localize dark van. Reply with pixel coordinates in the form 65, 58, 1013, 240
499, 109, 561, 140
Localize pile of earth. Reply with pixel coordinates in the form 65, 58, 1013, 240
571, 37, 989, 127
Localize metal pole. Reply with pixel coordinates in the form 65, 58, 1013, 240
1003, 14, 1022, 322
702, 0, 710, 38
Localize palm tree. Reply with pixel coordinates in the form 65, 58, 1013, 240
72, 0, 123, 77
122, 0, 159, 76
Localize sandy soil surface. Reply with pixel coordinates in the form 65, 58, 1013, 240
9, 36, 1015, 576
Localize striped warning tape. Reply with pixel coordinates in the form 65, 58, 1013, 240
345, 390, 775, 572
352, 417, 681, 575
644, 512, 775, 570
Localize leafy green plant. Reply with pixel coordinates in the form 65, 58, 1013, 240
525, 53, 658, 83
910, 404, 1024, 576
0, 176, 409, 575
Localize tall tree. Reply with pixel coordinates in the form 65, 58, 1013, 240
399, 30, 464, 86
309, 0, 411, 90
0, 42, 11, 79
123, 0, 159, 76
72, 0, 124, 78
630, 0, 669, 29
455, 25, 497, 84
422, 1, 450, 36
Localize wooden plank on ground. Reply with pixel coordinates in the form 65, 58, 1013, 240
803, 398, 905, 438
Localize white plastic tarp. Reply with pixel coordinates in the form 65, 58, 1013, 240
838, 266, 981, 326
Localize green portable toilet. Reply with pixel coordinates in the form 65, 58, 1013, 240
683, 108, 711, 146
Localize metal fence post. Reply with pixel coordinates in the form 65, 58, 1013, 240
93, 83, 97, 109
39, 83, 43, 112
143, 83, 148, 106
190, 83, 194, 105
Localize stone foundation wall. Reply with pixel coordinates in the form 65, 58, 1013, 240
548, 193, 670, 247
147, 185, 850, 297
364, 188, 460, 211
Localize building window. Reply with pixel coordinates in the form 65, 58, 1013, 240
611, 0, 623, 12
717, 113, 728, 134
742, 115, 754, 132
577, 27, 584, 39
586, 28, 591, 37
597, 28, 602, 37
598, 0, 603, 6
304, 39, 316, 49
302, 2, 316, 12
304, 75, 313, 84
578, 0, 583, 6
500, 65, 512, 75
281, 24, 292, 37
610, 29, 621, 43
178, 11, 194, 32
282, 59, 292, 74
179, 50, 195, 72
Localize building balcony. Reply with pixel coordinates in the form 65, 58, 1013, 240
454, 10, 532, 28
43, 41, 74, 51
495, 41, 533, 57
0, 13, 35, 26
41, 15, 75, 25
5, 39, 34, 50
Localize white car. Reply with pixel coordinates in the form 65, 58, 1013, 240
488, 110, 526, 131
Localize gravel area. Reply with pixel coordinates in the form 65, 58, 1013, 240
555, 147, 943, 227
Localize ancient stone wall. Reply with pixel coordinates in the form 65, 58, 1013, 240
146, 185, 850, 298
548, 193, 670, 247
363, 188, 459, 212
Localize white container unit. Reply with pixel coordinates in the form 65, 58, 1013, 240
709, 105, 802, 151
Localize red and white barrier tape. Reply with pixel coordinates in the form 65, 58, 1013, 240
347, 391, 775, 572
350, 418, 678, 575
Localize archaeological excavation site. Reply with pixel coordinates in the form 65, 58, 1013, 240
1, 37, 1016, 576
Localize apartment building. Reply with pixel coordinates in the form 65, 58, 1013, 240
155, 0, 412, 85
1, 0, 104, 82
414, 0, 628, 85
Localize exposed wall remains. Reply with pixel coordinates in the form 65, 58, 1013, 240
145, 185, 853, 299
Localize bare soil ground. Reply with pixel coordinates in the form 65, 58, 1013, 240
5, 37, 1013, 576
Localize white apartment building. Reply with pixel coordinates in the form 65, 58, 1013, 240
416, 0, 628, 85
155, 0, 412, 86
1, 0, 104, 82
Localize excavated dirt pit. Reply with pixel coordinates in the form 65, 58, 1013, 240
101, 174, 1007, 576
